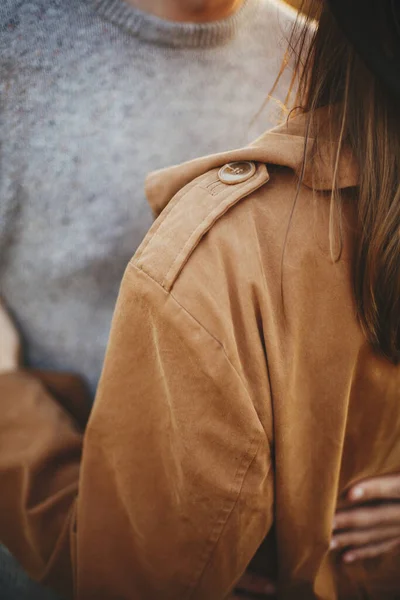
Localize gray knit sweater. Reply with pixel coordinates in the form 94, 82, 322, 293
0, 0, 294, 596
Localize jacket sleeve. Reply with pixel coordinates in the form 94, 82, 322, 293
0, 371, 82, 598
0, 263, 273, 600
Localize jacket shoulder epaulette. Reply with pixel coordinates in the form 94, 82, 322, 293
132, 162, 269, 291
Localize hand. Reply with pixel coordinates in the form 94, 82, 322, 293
331, 474, 400, 563
0, 299, 22, 374
229, 571, 276, 599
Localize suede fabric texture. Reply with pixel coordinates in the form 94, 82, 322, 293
0, 115, 400, 599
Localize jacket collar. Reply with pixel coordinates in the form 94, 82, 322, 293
145, 109, 359, 217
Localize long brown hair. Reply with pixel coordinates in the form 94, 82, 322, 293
284, 0, 400, 363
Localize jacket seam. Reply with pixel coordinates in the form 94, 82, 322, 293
128, 262, 270, 597
133, 186, 190, 263
135, 177, 205, 264
164, 169, 267, 287
164, 194, 215, 284
134, 165, 269, 290
172, 288, 273, 450
186, 435, 264, 599
129, 262, 271, 449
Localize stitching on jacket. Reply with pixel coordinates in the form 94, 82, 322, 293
136, 181, 212, 272
209, 185, 226, 196
163, 170, 268, 287
204, 180, 224, 193
163, 182, 248, 285
163, 199, 218, 284
139, 168, 267, 290
134, 182, 196, 263
135, 171, 213, 265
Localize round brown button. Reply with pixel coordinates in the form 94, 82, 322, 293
218, 161, 256, 185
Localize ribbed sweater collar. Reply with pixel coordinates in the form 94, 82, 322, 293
92, 0, 258, 48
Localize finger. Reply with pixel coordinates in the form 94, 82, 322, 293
331, 526, 400, 550
334, 504, 400, 531
0, 298, 22, 372
341, 538, 400, 563
347, 474, 400, 503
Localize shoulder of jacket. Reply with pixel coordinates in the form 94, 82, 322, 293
132, 161, 270, 292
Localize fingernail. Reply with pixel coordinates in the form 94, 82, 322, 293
344, 553, 355, 563
330, 539, 338, 550
351, 487, 364, 500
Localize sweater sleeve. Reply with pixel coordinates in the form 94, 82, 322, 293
0, 263, 273, 600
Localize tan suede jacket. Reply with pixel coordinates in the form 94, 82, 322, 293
1, 115, 400, 600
